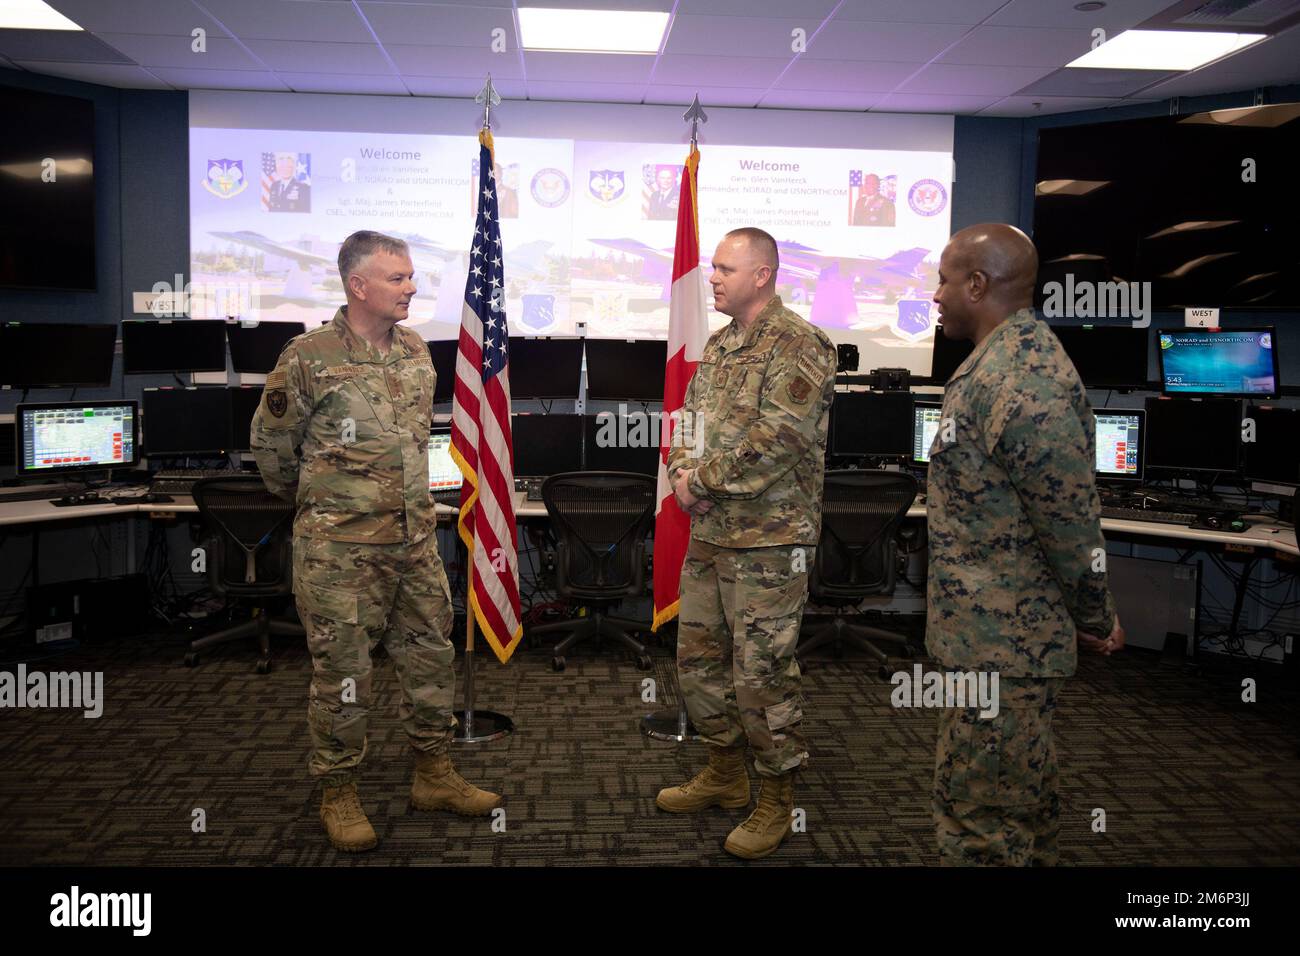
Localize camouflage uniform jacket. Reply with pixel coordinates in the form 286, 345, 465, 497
926, 307, 1117, 677
251, 307, 436, 544
667, 295, 836, 548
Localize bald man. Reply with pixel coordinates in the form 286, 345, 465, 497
926, 223, 1124, 866
658, 227, 836, 859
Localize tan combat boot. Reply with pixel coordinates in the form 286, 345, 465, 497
723, 772, 795, 859
411, 751, 502, 816
655, 744, 751, 813
320, 781, 378, 852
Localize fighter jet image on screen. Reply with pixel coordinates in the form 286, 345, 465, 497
588, 237, 932, 329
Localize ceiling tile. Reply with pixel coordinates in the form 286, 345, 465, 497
147, 67, 291, 90
978, 95, 1125, 117
938, 25, 1097, 68
243, 38, 396, 73
832, 0, 1007, 24
987, 0, 1174, 30
775, 58, 917, 92
652, 54, 785, 88
0, 30, 134, 63
1203, 29, 1300, 76
527, 79, 645, 103
11, 60, 172, 88
677, 0, 837, 15
758, 89, 883, 110
1018, 66, 1177, 98
98, 33, 264, 70
280, 72, 411, 94
643, 84, 763, 108
359, 1, 515, 47
387, 44, 523, 79
804, 21, 971, 61
200, 0, 375, 43
872, 92, 1003, 113
524, 52, 656, 84
900, 62, 1054, 96
46, 0, 229, 37
663, 15, 803, 57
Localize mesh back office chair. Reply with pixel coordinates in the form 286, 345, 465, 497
799, 470, 920, 675
186, 476, 303, 673
529, 472, 657, 672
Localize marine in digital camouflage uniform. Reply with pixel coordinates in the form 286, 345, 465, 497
926, 223, 1123, 866
251, 231, 500, 852
657, 228, 837, 860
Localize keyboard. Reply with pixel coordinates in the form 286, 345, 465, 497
1101, 505, 1197, 525
0, 484, 79, 503
149, 469, 239, 495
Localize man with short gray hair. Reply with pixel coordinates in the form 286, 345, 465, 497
253, 229, 501, 853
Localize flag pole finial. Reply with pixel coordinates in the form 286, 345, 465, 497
475, 74, 502, 130
683, 94, 708, 147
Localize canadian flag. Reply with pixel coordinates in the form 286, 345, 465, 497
652, 145, 709, 631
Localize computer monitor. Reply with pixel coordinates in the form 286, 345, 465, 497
426, 340, 457, 403
0, 323, 117, 388
583, 413, 660, 475
142, 387, 233, 456
1144, 397, 1241, 474
929, 325, 973, 383
427, 428, 462, 494
912, 401, 943, 465
1243, 405, 1300, 487
829, 391, 913, 459
512, 414, 583, 476
1050, 325, 1149, 390
226, 321, 304, 374
122, 320, 228, 374
508, 337, 584, 400
1157, 327, 1279, 398
1093, 409, 1144, 482
228, 386, 263, 453
585, 339, 668, 403
15, 401, 138, 477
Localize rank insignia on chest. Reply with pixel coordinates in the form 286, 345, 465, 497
267, 390, 288, 418
713, 370, 729, 389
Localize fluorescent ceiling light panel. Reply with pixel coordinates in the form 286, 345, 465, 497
0, 0, 82, 30
1066, 30, 1264, 70
518, 8, 670, 54
1036, 179, 1110, 197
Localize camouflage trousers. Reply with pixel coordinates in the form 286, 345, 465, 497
933, 675, 1062, 866
677, 538, 811, 777
293, 533, 457, 786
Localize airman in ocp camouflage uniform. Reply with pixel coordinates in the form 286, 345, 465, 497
658, 227, 836, 860
251, 231, 500, 853
926, 224, 1124, 866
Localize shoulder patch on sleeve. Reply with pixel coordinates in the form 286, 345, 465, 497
265, 369, 287, 390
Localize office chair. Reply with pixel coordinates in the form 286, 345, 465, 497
799, 470, 920, 677
529, 471, 657, 672
186, 475, 303, 673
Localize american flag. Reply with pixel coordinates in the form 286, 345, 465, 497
449, 130, 522, 664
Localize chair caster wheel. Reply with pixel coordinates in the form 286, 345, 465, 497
636, 654, 652, 671
552, 656, 565, 672
878, 664, 892, 680
184, 652, 199, 668
902, 645, 916, 659
255, 658, 272, 675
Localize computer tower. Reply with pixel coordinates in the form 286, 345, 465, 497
28, 574, 150, 644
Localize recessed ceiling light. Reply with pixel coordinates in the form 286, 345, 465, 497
0, 0, 82, 30
518, 7, 670, 54
1074, 2, 1106, 11
1066, 29, 1265, 70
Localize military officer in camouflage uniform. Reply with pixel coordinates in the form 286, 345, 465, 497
252, 230, 500, 853
657, 227, 837, 859
927, 223, 1125, 866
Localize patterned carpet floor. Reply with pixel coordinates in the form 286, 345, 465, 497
2, 622, 1298, 867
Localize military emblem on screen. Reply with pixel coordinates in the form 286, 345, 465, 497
588, 169, 626, 205
908, 178, 948, 217
202, 158, 248, 199
530, 168, 570, 208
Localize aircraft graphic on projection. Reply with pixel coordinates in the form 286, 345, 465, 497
588, 238, 933, 330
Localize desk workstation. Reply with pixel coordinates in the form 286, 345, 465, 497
4, 20, 1300, 887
